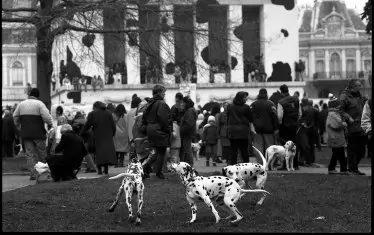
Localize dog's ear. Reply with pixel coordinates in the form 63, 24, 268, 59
222, 168, 227, 176
193, 169, 199, 176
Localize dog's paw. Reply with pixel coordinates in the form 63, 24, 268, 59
187, 220, 195, 224
291, 168, 295, 171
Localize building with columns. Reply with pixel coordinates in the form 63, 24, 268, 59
298, 0, 372, 98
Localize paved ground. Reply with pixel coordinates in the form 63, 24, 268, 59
2, 157, 371, 193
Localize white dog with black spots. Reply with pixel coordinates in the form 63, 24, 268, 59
168, 162, 270, 224
108, 157, 145, 226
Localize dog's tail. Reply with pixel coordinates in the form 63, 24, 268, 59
252, 146, 267, 169
108, 173, 136, 180
240, 188, 270, 195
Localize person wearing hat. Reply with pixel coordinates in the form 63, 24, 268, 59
339, 79, 368, 175
202, 115, 219, 166
13, 88, 53, 180
47, 124, 87, 181
250, 88, 279, 160
325, 94, 351, 175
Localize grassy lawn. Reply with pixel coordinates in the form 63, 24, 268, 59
2, 173, 371, 232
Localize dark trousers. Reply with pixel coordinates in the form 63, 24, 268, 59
144, 147, 166, 175
2, 140, 13, 158
180, 138, 194, 166
116, 152, 125, 167
280, 124, 299, 168
347, 135, 367, 172
97, 164, 109, 174
222, 146, 231, 161
229, 139, 249, 165
328, 147, 347, 172
307, 127, 316, 163
52, 82, 56, 91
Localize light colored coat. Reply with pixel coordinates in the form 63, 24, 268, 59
170, 122, 181, 148
113, 113, 129, 153
326, 109, 347, 148
361, 100, 372, 135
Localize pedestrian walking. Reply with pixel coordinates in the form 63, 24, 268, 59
80, 101, 117, 175
13, 88, 53, 180
112, 104, 129, 168
170, 92, 184, 164
179, 96, 197, 167
142, 85, 171, 179
318, 103, 329, 144
127, 94, 142, 141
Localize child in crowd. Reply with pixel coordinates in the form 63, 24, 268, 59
202, 116, 219, 166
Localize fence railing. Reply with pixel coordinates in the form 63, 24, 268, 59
313, 71, 368, 80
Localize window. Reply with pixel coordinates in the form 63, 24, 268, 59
330, 53, 341, 77
346, 59, 356, 78
314, 60, 325, 79
11, 60, 24, 86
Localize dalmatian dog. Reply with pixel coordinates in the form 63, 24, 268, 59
265, 140, 297, 171
222, 146, 268, 205
108, 157, 145, 226
169, 162, 270, 224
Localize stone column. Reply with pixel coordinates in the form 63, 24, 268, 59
228, 5, 243, 83
160, 5, 175, 84
194, 8, 209, 84
308, 50, 315, 80
125, 5, 141, 84
341, 49, 346, 75
324, 49, 330, 77
3, 56, 8, 87
356, 48, 361, 72
27, 56, 32, 84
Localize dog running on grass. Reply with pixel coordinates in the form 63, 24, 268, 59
108, 157, 145, 226
169, 162, 270, 224
265, 140, 297, 171
222, 146, 268, 205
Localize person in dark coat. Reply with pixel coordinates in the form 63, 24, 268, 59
2, 110, 17, 158
170, 92, 185, 125
227, 91, 254, 165
46, 124, 87, 182
216, 102, 231, 163
250, 88, 279, 159
142, 85, 171, 179
179, 96, 198, 167
318, 103, 329, 145
80, 101, 117, 175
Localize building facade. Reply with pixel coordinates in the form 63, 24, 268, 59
298, 0, 372, 98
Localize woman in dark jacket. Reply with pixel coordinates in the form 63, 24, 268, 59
142, 85, 171, 179
227, 91, 254, 164
47, 124, 87, 181
2, 110, 17, 158
80, 101, 117, 175
179, 96, 198, 167
216, 102, 231, 163
318, 103, 329, 144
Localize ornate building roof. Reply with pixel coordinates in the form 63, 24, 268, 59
299, 0, 366, 33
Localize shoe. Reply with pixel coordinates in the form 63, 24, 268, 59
213, 162, 217, 167
339, 171, 349, 175
294, 167, 300, 170
356, 170, 366, 176
85, 168, 96, 173
156, 173, 166, 179
328, 170, 339, 175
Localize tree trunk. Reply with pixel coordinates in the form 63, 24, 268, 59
36, 0, 54, 110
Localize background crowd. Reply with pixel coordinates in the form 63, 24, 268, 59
2, 78, 371, 181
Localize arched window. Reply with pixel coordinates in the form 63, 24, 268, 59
11, 61, 25, 86
330, 53, 341, 78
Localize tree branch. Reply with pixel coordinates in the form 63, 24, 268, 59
2, 7, 38, 12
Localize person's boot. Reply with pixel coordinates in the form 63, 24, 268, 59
206, 160, 210, 167
97, 165, 103, 175
118, 154, 124, 168
103, 165, 109, 175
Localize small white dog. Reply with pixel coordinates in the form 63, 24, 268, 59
265, 141, 296, 171
191, 142, 201, 161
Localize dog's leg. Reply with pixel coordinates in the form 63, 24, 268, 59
291, 156, 295, 171
286, 156, 290, 171
223, 197, 242, 223
255, 174, 268, 206
201, 195, 220, 223
108, 185, 124, 213
135, 185, 144, 226
217, 197, 235, 220
186, 196, 198, 224
125, 190, 135, 222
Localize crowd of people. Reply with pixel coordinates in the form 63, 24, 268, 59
2, 78, 371, 182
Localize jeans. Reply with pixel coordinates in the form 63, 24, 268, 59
229, 139, 249, 165
347, 135, 366, 172
24, 139, 47, 177
180, 138, 194, 166
328, 147, 347, 172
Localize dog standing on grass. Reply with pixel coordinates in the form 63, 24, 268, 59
169, 162, 270, 224
265, 140, 296, 171
108, 158, 145, 226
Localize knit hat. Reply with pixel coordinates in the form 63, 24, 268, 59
259, 88, 267, 95
29, 88, 40, 98
197, 114, 204, 121
208, 116, 215, 122
328, 93, 340, 108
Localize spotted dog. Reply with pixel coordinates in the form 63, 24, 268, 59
222, 146, 268, 205
108, 157, 145, 226
265, 140, 297, 171
169, 162, 270, 224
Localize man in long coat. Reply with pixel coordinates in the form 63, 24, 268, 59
80, 101, 116, 175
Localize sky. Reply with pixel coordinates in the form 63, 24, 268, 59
299, 0, 368, 12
